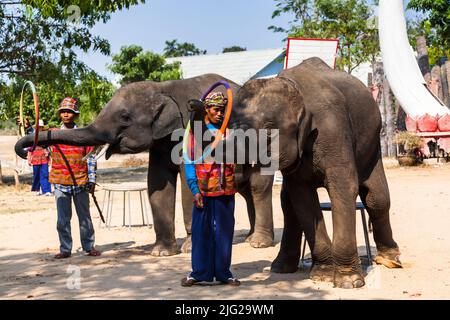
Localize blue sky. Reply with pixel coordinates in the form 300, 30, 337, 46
79, 0, 415, 80
79, 0, 292, 79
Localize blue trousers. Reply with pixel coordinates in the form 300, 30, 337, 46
55, 189, 95, 253
31, 163, 51, 193
190, 194, 235, 282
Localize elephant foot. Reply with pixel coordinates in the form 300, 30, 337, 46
270, 254, 299, 273
180, 235, 192, 254
151, 241, 179, 257
310, 262, 334, 283
374, 247, 402, 268
244, 230, 255, 242
333, 265, 365, 289
248, 232, 273, 248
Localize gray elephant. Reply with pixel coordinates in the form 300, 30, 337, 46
225, 57, 401, 289
15, 74, 275, 256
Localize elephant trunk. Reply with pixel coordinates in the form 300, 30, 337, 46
14, 125, 109, 159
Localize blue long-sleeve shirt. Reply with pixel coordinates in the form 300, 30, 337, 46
184, 121, 219, 196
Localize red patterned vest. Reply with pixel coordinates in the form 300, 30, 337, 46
195, 163, 237, 197
28, 146, 49, 165
48, 129, 93, 185
190, 119, 236, 197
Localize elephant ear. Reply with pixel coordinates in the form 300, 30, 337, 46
152, 94, 184, 140
297, 107, 312, 160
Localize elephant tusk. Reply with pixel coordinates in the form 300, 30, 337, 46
82, 144, 110, 161
94, 144, 110, 160
82, 146, 99, 161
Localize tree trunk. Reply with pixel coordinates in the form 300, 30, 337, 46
13, 156, 20, 188
416, 36, 431, 82
431, 65, 443, 101
383, 78, 397, 157
396, 100, 407, 131
446, 61, 450, 107
374, 61, 388, 156
441, 63, 450, 107
368, 72, 373, 87
347, 44, 352, 74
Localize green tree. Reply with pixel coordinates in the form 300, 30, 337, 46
0, 69, 115, 127
0, 0, 145, 81
109, 45, 182, 85
408, 0, 450, 48
222, 46, 247, 53
269, 0, 379, 73
0, 1, 142, 127
163, 39, 207, 57
407, 0, 450, 65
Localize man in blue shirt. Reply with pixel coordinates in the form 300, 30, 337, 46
181, 91, 240, 287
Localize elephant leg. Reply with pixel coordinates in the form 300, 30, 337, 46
285, 179, 334, 282
237, 182, 256, 241
247, 171, 274, 248
359, 158, 402, 268
326, 166, 365, 289
148, 152, 178, 256
271, 179, 302, 273
179, 168, 193, 253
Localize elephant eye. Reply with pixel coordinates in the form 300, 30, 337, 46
120, 112, 131, 124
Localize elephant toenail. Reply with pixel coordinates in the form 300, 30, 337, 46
353, 279, 365, 288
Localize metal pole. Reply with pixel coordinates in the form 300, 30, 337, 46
128, 191, 131, 229
360, 209, 373, 265
99, 189, 107, 228
0, 160, 3, 185
107, 190, 113, 229
122, 191, 126, 227
301, 234, 307, 263
139, 190, 145, 225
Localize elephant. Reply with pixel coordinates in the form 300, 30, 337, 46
15, 74, 275, 256
223, 57, 402, 289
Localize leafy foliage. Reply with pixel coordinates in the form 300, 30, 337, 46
395, 131, 424, 150
109, 45, 182, 85
163, 39, 207, 57
408, 0, 450, 48
222, 46, 247, 53
0, 0, 145, 80
0, 69, 115, 128
0, 0, 145, 127
269, 0, 379, 73
407, 0, 450, 65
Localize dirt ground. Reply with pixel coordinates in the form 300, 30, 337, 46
1, 135, 450, 300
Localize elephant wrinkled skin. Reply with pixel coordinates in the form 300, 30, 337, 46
15, 74, 275, 256
230, 58, 402, 289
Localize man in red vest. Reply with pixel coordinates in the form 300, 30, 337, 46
181, 92, 240, 287
49, 97, 101, 259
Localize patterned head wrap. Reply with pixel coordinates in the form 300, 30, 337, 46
203, 91, 228, 108
58, 97, 80, 114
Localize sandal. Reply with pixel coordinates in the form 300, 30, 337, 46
86, 248, 101, 257
54, 252, 71, 259
222, 278, 241, 286
181, 276, 198, 287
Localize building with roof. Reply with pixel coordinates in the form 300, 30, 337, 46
167, 47, 371, 86
166, 48, 285, 85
